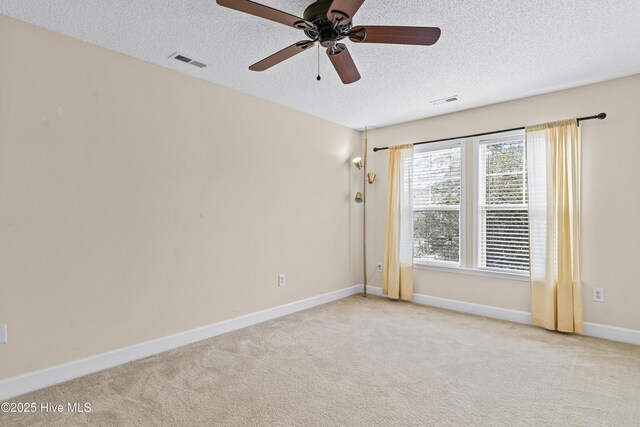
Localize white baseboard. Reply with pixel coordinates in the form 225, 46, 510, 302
581, 322, 640, 345
367, 286, 640, 346
0, 285, 364, 401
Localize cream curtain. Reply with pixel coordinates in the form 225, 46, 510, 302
526, 119, 582, 333
382, 144, 414, 300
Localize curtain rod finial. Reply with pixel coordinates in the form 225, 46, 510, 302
597, 112, 607, 120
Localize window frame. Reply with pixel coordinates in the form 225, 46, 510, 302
472, 130, 529, 278
412, 139, 466, 269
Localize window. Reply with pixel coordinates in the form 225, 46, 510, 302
412, 141, 463, 266
409, 132, 530, 279
476, 132, 529, 273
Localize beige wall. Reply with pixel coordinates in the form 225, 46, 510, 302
366, 74, 640, 331
0, 16, 361, 379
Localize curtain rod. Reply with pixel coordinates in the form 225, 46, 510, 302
372, 113, 607, 153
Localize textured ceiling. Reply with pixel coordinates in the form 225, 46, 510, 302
1, 0, 639, 129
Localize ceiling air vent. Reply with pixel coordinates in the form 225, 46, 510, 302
430, 95, 459, 106
168, 52, 207, 69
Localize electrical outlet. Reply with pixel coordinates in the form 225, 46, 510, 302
0, 325, 6, 344
278, 274, 285, 287
592, 288, 604, 302
376, 263, 382, 272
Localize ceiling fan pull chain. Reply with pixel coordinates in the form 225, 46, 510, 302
317, 44, 321, 81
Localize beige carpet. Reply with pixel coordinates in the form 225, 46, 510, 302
2, 295, 640, 426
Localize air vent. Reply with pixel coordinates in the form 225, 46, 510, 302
168, 52, 208, 69
175, 54, 192, 63
430, 95, 459, 106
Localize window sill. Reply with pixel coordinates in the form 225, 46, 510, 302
413, 263, 529, 282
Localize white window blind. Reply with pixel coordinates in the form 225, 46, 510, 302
413, 142, 462, 265
478, 133, 529, 273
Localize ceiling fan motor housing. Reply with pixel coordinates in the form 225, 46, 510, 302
318, 28, 338, 48
303, 0, 351, 48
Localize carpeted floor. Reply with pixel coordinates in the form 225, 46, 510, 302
2, 295, 640, 426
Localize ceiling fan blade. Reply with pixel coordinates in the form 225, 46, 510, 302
326, 0, 365, 22
349, 26, 441, 46
327, 43, 361, 84
249, 41, 315, 71
217, 0, 314, 30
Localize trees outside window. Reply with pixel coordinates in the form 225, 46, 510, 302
412, 143, 462, 265
478, 135, 529, 272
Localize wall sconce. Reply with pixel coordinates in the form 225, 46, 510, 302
354, 192, 364, 203
352, 157, 363, 170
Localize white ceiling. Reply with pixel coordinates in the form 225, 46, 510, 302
1, 0, 639, 129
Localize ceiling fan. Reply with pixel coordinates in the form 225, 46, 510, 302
216, 0, 441, 84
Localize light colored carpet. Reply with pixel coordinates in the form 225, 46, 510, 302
2, 295, 640, 426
